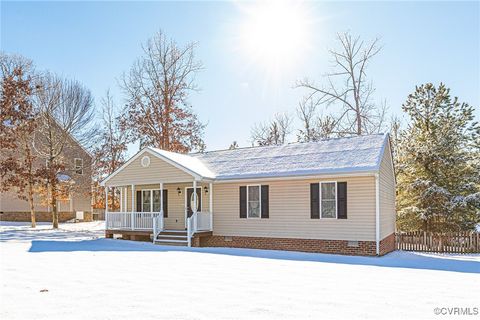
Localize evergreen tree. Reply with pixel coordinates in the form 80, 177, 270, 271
396, 83, 480, 232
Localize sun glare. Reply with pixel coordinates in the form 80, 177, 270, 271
238, 1, 312, 75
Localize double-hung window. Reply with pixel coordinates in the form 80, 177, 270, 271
142, 190, 152, 212
247, 185, 261, 218
152, 190, 161, 212
138, 189, 163, 213
74, 158, 83, 175
321, 182, 337, 218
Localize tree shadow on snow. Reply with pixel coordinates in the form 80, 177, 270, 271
27, 238, 480, 274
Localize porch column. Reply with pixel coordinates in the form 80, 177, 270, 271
160, 183, 164, 215
131, 184, 135, 230
120, 187, 123, 212
209, 182, 213, 231
124, 187, 127, 212
105, 186, 109, 228
193, 180, 198, 232
193, 180, 197, 213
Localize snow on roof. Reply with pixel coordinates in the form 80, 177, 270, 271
148, 147, 216, 179
188, 134, 388, 180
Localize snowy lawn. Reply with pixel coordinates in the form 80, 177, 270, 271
1, 222, 479, 320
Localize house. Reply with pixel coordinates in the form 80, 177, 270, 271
101, 133, 396, 256
0, 128, 93, 222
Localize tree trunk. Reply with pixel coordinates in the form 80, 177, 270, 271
51, 181, 59, 229
356, 113, 362, 135
28, 180, 36, 228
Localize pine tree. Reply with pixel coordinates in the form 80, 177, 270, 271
396, 83, 480, 232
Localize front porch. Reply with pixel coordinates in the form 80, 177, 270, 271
104, 181, 213, 246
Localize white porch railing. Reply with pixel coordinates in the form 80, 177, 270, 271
106, 212, 163, 231
152, 214, 164, 243
187, 211, 212, 247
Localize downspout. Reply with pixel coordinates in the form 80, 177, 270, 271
375, 173, 380, 255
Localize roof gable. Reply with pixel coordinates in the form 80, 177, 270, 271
101, 148, 200, 186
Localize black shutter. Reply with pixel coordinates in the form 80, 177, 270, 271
136, 190, 142, 212
261, 185, 269, 218
239, 186, 247, 218
337, 182, 347, 219
310, 183, 319, 219
163, 189, 168, 217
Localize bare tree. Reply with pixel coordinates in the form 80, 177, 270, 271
389, 115, 402, 180
121, 30, 205, 153
297, 32, 387, 136
92, 90, 128, 210
251, 113, 293, 146
33, 74, 96, 228
296, 97, 338, 142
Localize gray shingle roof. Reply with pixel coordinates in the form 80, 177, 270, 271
188, 134, 388, 180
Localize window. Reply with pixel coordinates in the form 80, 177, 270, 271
247, 185, 261, 218
321, 182, 337, 218
152, 190, 161, 212
74, 158, 83, 175
142, 190, 151, 212
140, 190, 162, 212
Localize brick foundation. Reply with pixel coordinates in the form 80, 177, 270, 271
105, 230, 152, 242
0, 211, 93, 222
379, 233, 395, 255
198, 233, 396, 256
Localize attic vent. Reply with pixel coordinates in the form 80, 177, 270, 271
141, 156, 150, 168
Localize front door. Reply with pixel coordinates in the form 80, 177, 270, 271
186, 187, 202, 218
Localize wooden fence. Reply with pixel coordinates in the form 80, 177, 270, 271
395, 231, 480, 253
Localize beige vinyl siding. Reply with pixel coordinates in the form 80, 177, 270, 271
1, 124, 92, 214
212, 176, 376, 241
72, 193, 92, 212
117, 183, 210, 230
379, 142, 396, 239
0, 189, 90, 213
105, 151, 194, 186
0, 190, 49, 212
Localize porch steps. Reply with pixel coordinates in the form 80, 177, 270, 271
154, 230, 188, 246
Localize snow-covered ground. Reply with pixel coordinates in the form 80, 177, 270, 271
0, 222, 479, 320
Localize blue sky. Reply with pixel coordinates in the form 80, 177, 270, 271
1, 1, 479, 155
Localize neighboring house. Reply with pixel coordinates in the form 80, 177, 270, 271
102, 134, 396, 256
0, 128, 93, 222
